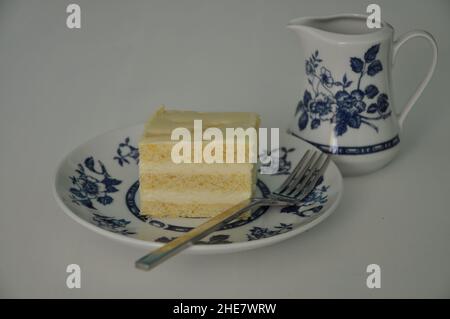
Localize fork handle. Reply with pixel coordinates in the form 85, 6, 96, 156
135, 199, 261, 271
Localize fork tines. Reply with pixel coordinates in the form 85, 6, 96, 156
274, 150, 330, 201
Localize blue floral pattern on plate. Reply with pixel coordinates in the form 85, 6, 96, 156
56, 125, 342, 252
114, 137, 139, 166
92, 213, 136, 235
259, 147, 296, 175
70, 138, 331, 243
69, 157, 122, 210
247, 223, 293, 240
281, 182, 329, 218
297, 45, 391, 136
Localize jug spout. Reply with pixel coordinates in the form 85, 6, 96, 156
286, 17, 311, 30
286, 16, 341, 41
286, 17, 315, 35
287, 14, 392, 41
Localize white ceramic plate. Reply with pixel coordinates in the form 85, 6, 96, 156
53, 125, 343, 254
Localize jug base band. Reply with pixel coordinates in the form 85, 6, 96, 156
288, 131, 400, 156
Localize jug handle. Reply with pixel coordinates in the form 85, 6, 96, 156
393, 30, 438, 128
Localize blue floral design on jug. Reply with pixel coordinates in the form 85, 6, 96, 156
69, 157, 122, 209
296, 45, 391, 136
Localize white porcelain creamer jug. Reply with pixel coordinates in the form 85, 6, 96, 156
287, 14, 437, 176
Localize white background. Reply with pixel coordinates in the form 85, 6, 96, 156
1, 0, 449, 298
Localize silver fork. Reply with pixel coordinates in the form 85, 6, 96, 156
135, 150, 330, 271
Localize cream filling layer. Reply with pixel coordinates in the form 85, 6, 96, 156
139, 162, 254, 174
141, 190, 251, 204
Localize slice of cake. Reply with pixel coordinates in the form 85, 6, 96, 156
139, 106, 260, 218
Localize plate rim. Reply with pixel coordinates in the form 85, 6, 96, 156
53, 124, 343, 254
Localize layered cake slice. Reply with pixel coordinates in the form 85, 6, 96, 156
139, 106, 260, 218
